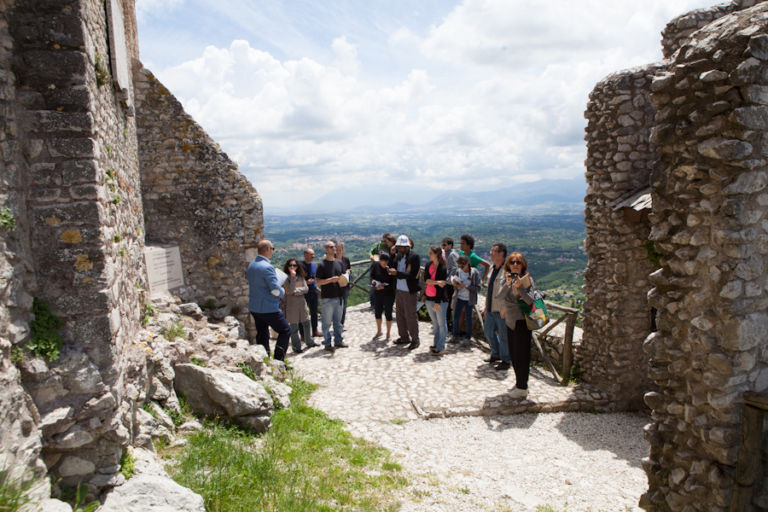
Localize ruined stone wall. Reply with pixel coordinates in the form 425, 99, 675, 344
581, 66, 660, 409
0, 0, 48, 495
7, 0, 147, 491
642, 3, 768, 510
134, 68, 263, 328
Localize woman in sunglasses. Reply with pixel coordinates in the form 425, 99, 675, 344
496, 252, 536, 399
283, 258, 318, 353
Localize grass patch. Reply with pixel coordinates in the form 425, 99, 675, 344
120, 448, 135, 480
162, 376, 407, 511
0, 469, 31, 511
163, 321, 185, 341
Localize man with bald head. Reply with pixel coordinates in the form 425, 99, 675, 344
247, 239, 291, 363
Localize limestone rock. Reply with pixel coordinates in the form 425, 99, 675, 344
100, 474, 205, 512
173, 363, 273, 432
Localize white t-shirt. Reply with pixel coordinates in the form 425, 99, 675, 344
454, 269, 470, 301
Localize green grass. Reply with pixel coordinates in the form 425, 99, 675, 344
0, 469, 31, 511
163, 321, 185, 341
162, 377, 407, 511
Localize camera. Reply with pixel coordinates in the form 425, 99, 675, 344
509, 272, 519, 278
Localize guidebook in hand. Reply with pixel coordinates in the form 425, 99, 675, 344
275, 268, 288, 286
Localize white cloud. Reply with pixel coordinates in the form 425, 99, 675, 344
149, 0, 717, 209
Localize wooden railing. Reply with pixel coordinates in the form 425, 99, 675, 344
347, 259, 579, 386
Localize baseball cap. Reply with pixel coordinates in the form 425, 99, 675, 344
395, 235, 409, 247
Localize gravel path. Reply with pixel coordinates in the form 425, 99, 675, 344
292, 307, 650, 511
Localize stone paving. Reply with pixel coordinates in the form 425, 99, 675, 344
292, 305, 614, 427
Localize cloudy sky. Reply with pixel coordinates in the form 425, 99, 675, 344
136, 0, 716, 211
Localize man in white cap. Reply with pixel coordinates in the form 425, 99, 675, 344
388, 234, 421, 350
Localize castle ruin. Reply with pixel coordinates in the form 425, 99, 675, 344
0, 0, 262, 499
2, 0, 768, 509
583, 0, 768, 509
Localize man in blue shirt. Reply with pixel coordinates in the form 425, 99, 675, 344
248, 239, 291, 362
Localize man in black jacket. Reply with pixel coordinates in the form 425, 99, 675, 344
388, 234, 421, 349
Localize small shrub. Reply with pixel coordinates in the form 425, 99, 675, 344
94, 52, 110, 87
141, 401, 158, 419
0, 206, 16, 231
645, 240, 662, 268
237, 362, 256, 380
10, 346, 24, 363
119, 448, 135, 480
141, 303, 157, 327
190, 356, 206, 367
199, 298, 217, 310
28, 298, 63, 361
163, 322, 185, 341
165, 407, 185, 427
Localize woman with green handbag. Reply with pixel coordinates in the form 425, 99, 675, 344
496, 252, 536, 399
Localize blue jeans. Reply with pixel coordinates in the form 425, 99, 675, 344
484, 311, 510, 362
453, 298, 472, 338
426, 300, 448, 351
321, 297, 344, 346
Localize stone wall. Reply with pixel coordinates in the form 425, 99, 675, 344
7, 0, 147, 492
0, 0, 48, 496
134, 68, 263, 329
642, 3, 768, 510
581, 65, 660, 409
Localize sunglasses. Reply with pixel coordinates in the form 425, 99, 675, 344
288, 264, 298, 267
509, 260, 523, 265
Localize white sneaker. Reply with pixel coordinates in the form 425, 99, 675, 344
509, 388, 528, 399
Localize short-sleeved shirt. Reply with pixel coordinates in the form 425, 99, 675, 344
460, 250, 483, 268
316, 258, 345, 298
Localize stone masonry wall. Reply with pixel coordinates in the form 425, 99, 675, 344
641, 3, 768, 510
581, 66, 660, 409
134, 68, 263, 329
8, 0, 147, 492
0, 0, 48, 497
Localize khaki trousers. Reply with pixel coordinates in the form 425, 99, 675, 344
395, 290, 419, 343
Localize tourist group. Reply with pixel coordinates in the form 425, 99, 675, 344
247, 233, 537, 398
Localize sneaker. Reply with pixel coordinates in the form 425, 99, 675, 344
372, 332, 382, 340
385, 335, 390, 342
293, 348, 304, 354
447, 336, 458, 344
484, 356, 500, 363
431, 348, 446, 356
495, 361, 510, 371
509, 387, 528, 399
393, 338, 410, 345
335, 342, 349, 348
306, 342, 319, 348
324, 345, 335, 352
407, 340, 420, 350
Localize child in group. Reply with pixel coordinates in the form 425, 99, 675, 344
451, 255, 482, 344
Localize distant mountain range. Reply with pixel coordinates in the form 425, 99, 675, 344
269, 178, 587, 214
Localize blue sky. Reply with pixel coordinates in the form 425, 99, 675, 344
136, 0, 717, 211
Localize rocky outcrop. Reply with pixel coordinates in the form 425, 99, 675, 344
174, 364, 274, 432
100, 448, 205, 512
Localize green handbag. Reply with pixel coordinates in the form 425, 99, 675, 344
517, 290, 549, 330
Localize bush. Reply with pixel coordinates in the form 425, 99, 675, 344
28, 298, 63, 361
